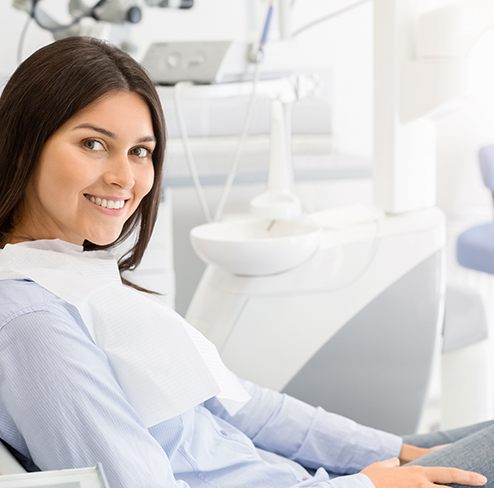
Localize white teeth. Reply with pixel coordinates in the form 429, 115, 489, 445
88, 195, 125, 210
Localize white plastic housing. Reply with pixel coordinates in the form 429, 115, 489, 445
373, 0, 494, 214
190, 218, 320, 276
250, 99, 302, 220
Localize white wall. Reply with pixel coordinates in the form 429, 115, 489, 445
0, 6, 51, 81
290, 0, 373, 159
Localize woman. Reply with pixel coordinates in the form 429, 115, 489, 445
0, 36, 490, 488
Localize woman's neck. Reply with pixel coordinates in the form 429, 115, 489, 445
0, 232, 36, 248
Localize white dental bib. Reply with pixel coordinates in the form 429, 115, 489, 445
0, 239, 250, 427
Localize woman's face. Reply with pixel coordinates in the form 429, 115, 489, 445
14, 90, 156, 246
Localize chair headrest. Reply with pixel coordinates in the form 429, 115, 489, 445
478, 145, 494, 191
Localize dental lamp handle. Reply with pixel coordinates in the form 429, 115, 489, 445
268, 99, 292, 191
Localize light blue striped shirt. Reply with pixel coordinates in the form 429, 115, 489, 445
0, 279, 402, 487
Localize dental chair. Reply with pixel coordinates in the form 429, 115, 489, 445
457, 145, 494, 273
187, 206, 447, 436
0, 439, 109, 486
443, 144, 494, 428
0, 440, 26, 475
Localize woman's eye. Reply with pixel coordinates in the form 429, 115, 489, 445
82, 139, 105, 151
131, 146, 151, 159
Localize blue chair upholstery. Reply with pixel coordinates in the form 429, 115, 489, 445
479, 145, 494, 192
457, 223, 494, 273
457, 145, 494, 273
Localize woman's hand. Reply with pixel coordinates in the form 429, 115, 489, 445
362, 457, 487, 487
399, 443, 449, 464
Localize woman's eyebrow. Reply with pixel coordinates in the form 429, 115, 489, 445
73, 123, 156, 143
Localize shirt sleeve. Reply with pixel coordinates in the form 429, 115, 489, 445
204, 378, 402, 474
0, 305, 189, 488
293, 469, 374, 488
325, 474, 374, 488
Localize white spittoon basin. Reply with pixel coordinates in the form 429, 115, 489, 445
190, 218, 321, 276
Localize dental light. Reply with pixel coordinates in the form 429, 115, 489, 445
12, 0, 193, 41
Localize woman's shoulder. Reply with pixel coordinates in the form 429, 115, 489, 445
0, 279, 79, 332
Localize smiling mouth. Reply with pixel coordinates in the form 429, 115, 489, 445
84, 194, 128, 210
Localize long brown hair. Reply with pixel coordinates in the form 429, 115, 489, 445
0, 37, 166, 282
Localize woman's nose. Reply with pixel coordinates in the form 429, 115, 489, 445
104, 155, 135, 190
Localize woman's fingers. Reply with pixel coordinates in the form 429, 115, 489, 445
430, 443, 450, 451
400, 444, 431, 463
422, 466, 487, 486
373, 458, 400, 468
400, 443, 452, 464
362, 459, 487, 487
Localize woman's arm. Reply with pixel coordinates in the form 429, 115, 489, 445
204, 378, 402, 474
205, 381, 486, 487
0, 304, 188, 488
